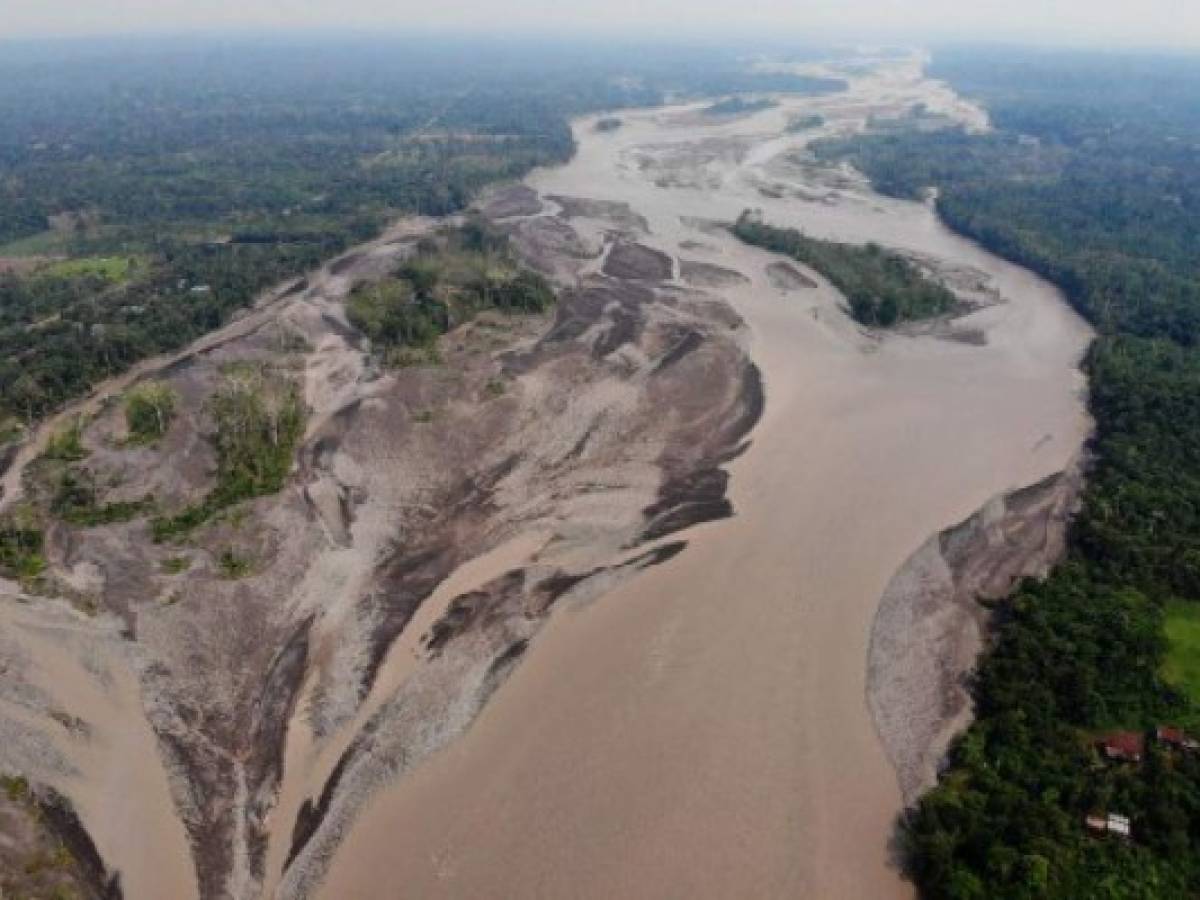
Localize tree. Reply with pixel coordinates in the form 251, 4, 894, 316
124, 381, 177, 442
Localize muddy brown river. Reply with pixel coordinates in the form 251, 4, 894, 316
0, 53, 1092, 899
316, 56, 1092, 899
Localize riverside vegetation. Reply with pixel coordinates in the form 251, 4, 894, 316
732, 211, 957, 325
150, 366, 307, 542
818, 47, 1200, 897
347, 219, 555, 366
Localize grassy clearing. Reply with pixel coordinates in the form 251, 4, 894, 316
38, 255, 137, 283
0, 418, 25, 447
1164, 600, 1200, 725
1, 774, 29, 803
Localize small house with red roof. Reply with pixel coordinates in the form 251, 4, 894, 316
1156, 726, 1200, 752
1098, 732, 1145, 763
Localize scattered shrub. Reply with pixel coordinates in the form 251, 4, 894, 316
124, 381, 177, 443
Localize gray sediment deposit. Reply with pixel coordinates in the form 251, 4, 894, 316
601, 240, 675, 281
867, 462, 1085, 804
679, 260, 751, 288
476, 183, 543, 219
0, 49, 1093, 900
767, 260, 818, 290
0, 177, 761, 900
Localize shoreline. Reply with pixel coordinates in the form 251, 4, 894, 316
867, 459, 1087, 806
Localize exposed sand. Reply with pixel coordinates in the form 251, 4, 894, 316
0, 51, 1092, 900
0, 169, 760, 897
320, 53, 1091, 899
0, 596, 197, 900
260, 530, 552, 893
869, 463, 1085, 805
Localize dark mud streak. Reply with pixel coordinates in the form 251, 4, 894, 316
564, 423, 598, 463
477, 639, 530, 703
301, 402, 362, 481
424, 570, 527, 655
726, 363, 766, 451
536, 570, 590, 603
356, 455, 521, 703
282, 539, 689, 884
602, 241, 674, 281
0, 442, 20, 497
157, 728, 235, 900
593, 306, 642, 358
318, 312, 364, 347
536, 282, 653, 350
329, 253, 365, 277
36, 786, 124, 899
426, 544, 690, 658
359, 544, 460, 706
678, 261, 751, 289
245, 615, 315, 879
640, 469, 734, 542
285, 746, 354, 871
638, 362, 765, 544
283, 568, 530, 875
629, 541, 689, 569
282, 278, 310, 299
653, 329, 705, 374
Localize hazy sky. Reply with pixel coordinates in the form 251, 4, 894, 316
3, 0, 1199, 48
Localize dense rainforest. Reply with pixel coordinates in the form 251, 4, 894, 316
818, 47, 1200, 897
731, 210, 958, 325
0, 36, 844, 427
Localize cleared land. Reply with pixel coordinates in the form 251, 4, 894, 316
1165, 600, 1200, 727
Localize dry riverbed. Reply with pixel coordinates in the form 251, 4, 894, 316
0, 49, 1091, 900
